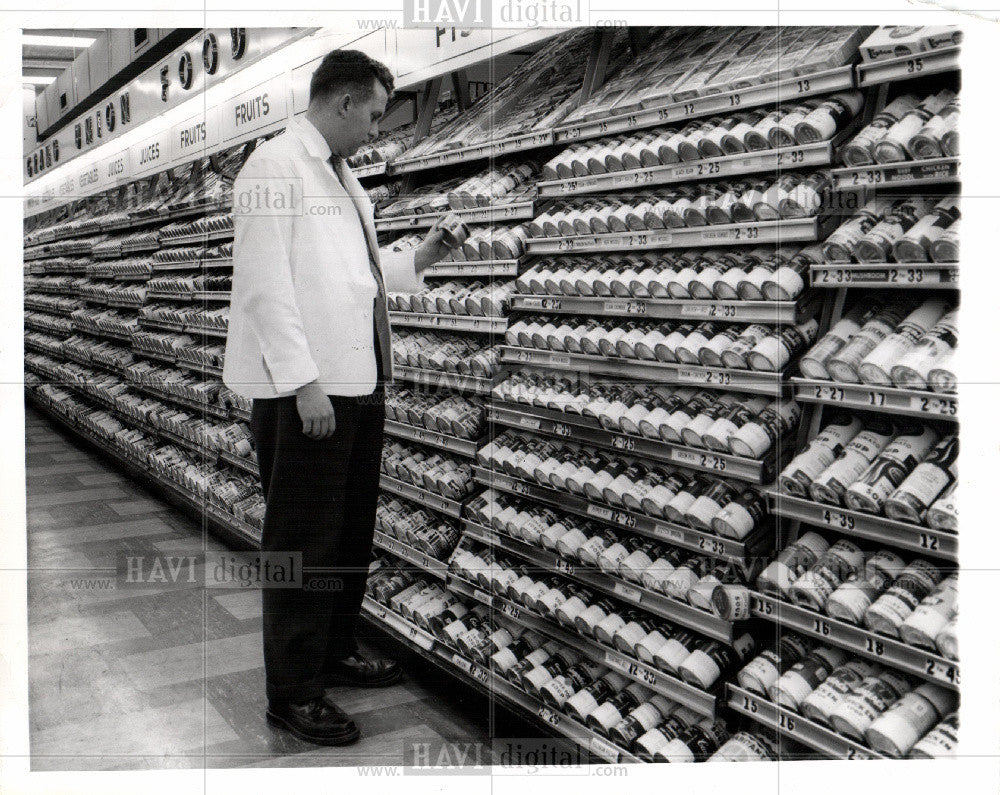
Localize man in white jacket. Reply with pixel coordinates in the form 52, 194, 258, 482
223, 49, 450, 745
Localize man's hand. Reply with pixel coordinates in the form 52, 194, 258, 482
414, 226, 450, 273
296, 382, 336, 440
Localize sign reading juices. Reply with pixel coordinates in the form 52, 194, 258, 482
130, 130, 171, 177
102, 149, 130, 186
220, 75, 288, 142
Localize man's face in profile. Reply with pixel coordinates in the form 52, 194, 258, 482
337, 79, 388, 158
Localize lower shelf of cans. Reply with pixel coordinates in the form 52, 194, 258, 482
727, 684, 882, 760
383, 419, 482, 458
473, 466, 771, 571
444, 573, 720, 718
766, 492, 957, 563
373, 530, 450, 580
25, 390, 262, 548
747, 592, 959, 690
359, 595, 643, 763
379, 474, 469, 519
461, 519, 737, 644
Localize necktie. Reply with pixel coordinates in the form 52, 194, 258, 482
330, 155, 393, 386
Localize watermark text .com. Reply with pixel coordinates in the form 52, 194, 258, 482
234, 177, 345, 218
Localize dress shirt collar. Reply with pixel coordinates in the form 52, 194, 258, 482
290, 115, 332, 161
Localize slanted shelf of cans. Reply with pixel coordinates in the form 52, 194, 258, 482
22, 136, 276, 543
358, 24, 963, 762
364, 553, 783, 762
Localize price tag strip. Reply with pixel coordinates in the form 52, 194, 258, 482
727, 685, 881, 761
857, 46, 960, 87
487, 402, 766, 483
160, 228, 234, 247
218, 449, 260, 478
498, 347, 787, 397
373, 529, 449, 580
831, 157, 959, 190
394, 365, 495, 396
174, 360, 224, 379
526, 218, 820, 255
383, 420, 481, 458
765, 491, 958, 563
388, 311, 508, 335
360, 596, 437, 651
510, 294, 807, 324
553, 65, 854, 143
423, 259, 521, 278
351, 162, 387, 179
392, 131, 555, 174
378, 474, 466, 519
749, 591, 959, 689
792, 378, 958, 421
375, 201, 536, 232
810, 262, 959, 289
131, 382, 231, 421
537, 141, 834, 197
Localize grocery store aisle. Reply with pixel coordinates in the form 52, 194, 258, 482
24, 406, 505, 771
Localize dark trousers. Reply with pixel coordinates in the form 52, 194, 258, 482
250, 387, 385, 705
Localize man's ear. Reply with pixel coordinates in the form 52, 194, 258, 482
337, 91, 352, 117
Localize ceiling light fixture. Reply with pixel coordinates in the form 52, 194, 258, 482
22, 34, 99, 48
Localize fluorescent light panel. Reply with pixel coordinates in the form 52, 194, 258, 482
22, 34, 99, 48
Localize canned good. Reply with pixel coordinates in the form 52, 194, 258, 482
711, 583, 751, 620
900, 575, 959, 651
844, 425, 940, 514
769, 646, 848, 711
828, 671, 912, 742
800, 659, 883, 727
909, 711, 958, 759
840, 95, 920, 166
436, 214, 470, 250
927, 481, 958, 532
737, 634, 813, 697
778, 414, 865, 497
757, 531, 830, 599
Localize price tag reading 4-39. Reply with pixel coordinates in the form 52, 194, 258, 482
821, 509, 856, 530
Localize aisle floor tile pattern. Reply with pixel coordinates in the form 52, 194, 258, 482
24, 407, 537, 771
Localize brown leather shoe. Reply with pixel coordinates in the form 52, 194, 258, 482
326, 652, 403, 687
266, 697, 360, 745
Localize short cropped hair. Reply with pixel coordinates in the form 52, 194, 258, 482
309, 49, 395, 105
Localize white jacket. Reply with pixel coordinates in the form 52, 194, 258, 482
222, 116, 423, 398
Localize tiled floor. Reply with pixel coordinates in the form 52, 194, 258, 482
24, 407, 534, 771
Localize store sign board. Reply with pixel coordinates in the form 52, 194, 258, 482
56, 171, 77, 200
24, 29, 308, 187
130, 129, 171, 176
171, 107, 220, 160
391, 28, 557, 88
220, 75, 288, 141
76, 162, 103, 194
101, 149, 130, 187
